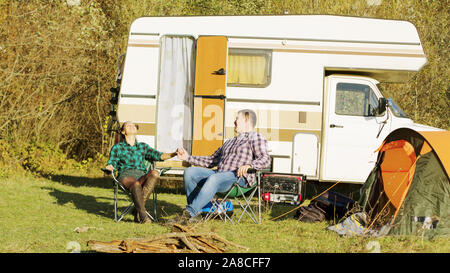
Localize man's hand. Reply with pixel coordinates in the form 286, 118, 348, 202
177, 147, 189, 161
237, 164, 252, 177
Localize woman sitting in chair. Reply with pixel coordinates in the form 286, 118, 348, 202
105, 121, 177, 223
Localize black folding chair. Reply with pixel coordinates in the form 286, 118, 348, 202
101, 168, 158, 222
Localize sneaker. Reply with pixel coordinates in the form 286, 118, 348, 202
169, 210, 202, 225
168, 210, 189, 225
187, 214, 202, 224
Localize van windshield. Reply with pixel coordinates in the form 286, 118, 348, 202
388, 98, 408, 118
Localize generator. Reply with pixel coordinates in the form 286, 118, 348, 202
261, 174, 306, 205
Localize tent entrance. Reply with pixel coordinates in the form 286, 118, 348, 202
365, 139, 420, 228
380, 140, 417, 210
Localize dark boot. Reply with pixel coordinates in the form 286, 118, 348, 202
132, 173, 158, 222
142, 175, 158, 205
129, 183, 150, 224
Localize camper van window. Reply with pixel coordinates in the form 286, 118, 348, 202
227, 48, 272, 88
335, 83, 379, 117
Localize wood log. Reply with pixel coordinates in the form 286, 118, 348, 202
87, 225, 248, 253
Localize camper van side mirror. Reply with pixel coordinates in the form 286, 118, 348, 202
378, 98, 387, 115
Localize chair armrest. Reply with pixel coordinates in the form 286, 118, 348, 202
101, 168, 112, 175
101, 168, 120, 183
159, 168, 171, 176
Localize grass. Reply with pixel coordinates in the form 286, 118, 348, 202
0, 171, 448, 253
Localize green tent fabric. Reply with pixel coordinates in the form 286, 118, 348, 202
357, 128, 450, 238
389, 152, 450, 237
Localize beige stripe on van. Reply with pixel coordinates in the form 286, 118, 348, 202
229, 42, 425, 58
225, 127, 321, 142
128, 38, 159, 48
266, 110, 321, 130
135, 123, 155, 136
131, 124, 317, 142
127, 125, 320, 142
225, 110, 322, 141
116, 121, 155, 136
128, 43, 159, 48
225, 110, 322, 129
118, 104, 156, 123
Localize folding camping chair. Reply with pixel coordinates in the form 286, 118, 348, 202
203, 169, 262, 224
101, 165, 158, 223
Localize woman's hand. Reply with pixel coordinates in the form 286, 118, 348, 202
161, 151, 178, 160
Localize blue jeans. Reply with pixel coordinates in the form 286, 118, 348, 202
183, 167, 246, 217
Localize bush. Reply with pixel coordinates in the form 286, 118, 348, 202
17, 140, 106, 177
21, 141, 70, 176
0, 139, 23, 178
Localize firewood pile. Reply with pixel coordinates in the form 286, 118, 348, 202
87, 224, 248, 253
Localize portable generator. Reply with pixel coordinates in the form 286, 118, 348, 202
261, 174, 306, 205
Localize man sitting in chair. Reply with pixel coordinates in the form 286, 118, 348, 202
105, 121, 177, 224
172, 109, 270, 224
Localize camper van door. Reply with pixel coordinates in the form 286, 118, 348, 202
321, 76, 389, 183
191, 36, 228, 156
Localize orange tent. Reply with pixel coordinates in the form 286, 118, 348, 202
359, 128, 449, 236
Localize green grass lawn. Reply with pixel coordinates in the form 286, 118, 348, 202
0, 172, 448, 253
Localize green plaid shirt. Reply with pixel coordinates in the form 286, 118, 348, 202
107, 141, 162, 174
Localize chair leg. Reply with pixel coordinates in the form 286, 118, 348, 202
258, 174, 261, 224
118, 203, 134, 222
143, 189, 157, 222
114, 183, 118, 222
236, 186, 258, 224
153, 189, 157, 222
203, 188, 235, 223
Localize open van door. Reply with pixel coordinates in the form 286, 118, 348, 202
192, 36, 228, 156
321, 76, 389, 183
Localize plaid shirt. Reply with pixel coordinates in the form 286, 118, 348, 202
107, 141, 162, 174
187, 131, 270, 186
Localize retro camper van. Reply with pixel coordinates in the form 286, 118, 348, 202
108, 15, 441, 184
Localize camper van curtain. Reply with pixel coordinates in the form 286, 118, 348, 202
157, 36, 195, 154
227, 54, 267, 85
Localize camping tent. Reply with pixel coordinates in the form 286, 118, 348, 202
357, 128, 449, 237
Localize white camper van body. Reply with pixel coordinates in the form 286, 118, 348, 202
114, 15, 439, 184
